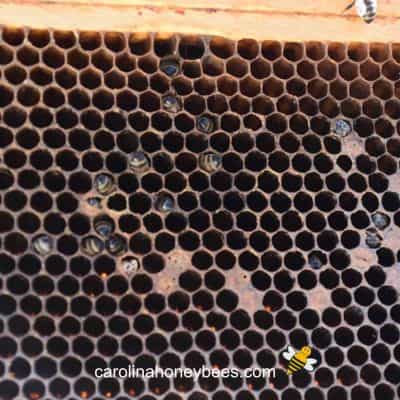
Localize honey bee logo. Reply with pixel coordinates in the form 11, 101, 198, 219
282, 346, 318, 375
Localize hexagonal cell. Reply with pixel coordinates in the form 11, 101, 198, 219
348, 42, 368, 62
179, 35, 205, 59
67, 48, 89, 70
238, 38, 259, 60
217, 75, 238, 96
306, 41, 326, 60
370, 42, 390, 62
0, 44, 14, 65
80, 67, 101, 89
91, 49, 113, 72
382, 60, 400, 80
262, 40, 282, 61
226, 56, 248, 77
43, 47, 65, 69
210, 36, 235, 59
79, 31, 101, 50
17, 45, 39, 66
318, 59, 337, 81
104, 32, 126, 52
339, 61, 358, 81
360, 59, 380, 81
104, 69, 126, 89
116, 52, 136, 72
202, 55, 224, 76
28, 29, 51, 48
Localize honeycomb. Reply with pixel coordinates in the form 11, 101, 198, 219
0, 28, 399, 400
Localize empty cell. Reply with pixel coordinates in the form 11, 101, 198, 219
350, 79, 371, 99
273, 59, 294, 79
226, 57, 248, 78
202, 55, 224, 76
179, 35, 205, 59
328, 42, 346, 62
339, 61, 358, 81
360, 59, 380, 81
251, 58, 271, 79
348, 42, 368, 62
382, 60, 400, 80
318, 59, 337, 80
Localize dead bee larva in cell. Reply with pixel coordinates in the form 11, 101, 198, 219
87, 197, 103, 209
94, 173, 115, 196
32, 234, 53, 256
160, 57, 180, 77
128, 151, 150, 174
308, 252, 325, 270
199, 152, 222, 173
121, 256, 140, 276
162, 94, 181, 113
365, 228, 382, 249
197, 115, 216, 133
106, 234, 127, 256
155, 192, 175, 213
81, 235, 104, 256
333, 119, 352, 137
94, 215, 115, 237
372, 212, 390, 230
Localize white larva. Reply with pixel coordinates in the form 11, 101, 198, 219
344, 0, 377, 24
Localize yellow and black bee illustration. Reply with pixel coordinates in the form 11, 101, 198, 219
343, 0, 377, 24
283, 345, 317, 375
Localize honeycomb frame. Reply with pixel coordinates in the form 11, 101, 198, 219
0, 28, 399, 400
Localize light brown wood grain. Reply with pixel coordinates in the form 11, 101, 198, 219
0, 0, 399, 41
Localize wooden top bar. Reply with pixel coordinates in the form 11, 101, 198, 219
0, 0, 399, 41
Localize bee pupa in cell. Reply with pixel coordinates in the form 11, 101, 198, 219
308, 251, 326, 270
155, 192, 175, 213
81, 235, 104, 256
332, 118, 352, 137
128, 151, 150, 174
106, 234, 127, 256
197, 114, 216, 134
199, 151, 222, 173
372, 212, 390, 230
94, 173, 115, 196
32, 234, 53, 256
94, 214, 115, 237
87, 197, 103, 209
121, 256, 140, 276
160, 56, 180, 77
162, 94, 182, 113
365, 228, 382, 249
